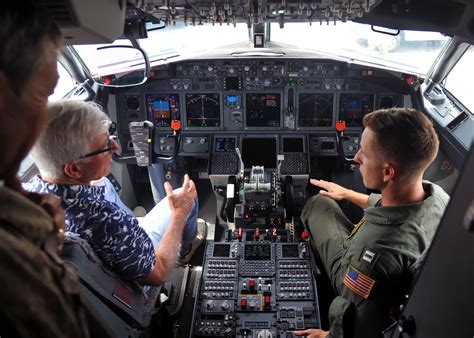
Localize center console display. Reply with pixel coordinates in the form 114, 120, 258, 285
244, 244, 271, 261
246, 93, 281, 127
298, 93, 333, 127
339, 93, 374, 127
242, 138, 277, 169
215, 137, 236, 152
145, 94, 180, 128
185, 93, 221, 128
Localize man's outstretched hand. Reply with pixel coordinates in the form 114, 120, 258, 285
165, 174, 197, 220
310, 179, 349, 201
293, 329, 329, 338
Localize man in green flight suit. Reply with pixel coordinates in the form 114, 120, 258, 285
294, 108, 450, 338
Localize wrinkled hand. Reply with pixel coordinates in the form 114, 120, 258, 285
293, 329, 329, 338
310, 179, 348, 201
165, 174, 197, 220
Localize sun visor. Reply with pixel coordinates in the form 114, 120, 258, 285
39, 0, 126, 45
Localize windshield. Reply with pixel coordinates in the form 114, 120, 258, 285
74, 21, 449, 76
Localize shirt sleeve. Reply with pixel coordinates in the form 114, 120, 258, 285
328, 228, 409, 337
83, 202, 156, 280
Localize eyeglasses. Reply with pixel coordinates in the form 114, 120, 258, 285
78, 135, 118, 159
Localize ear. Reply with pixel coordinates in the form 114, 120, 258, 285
63, 162, 83, 179
382, 162, 396, 183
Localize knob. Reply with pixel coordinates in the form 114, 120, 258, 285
199, 137, 207, 144
172, 84, 178, 90
244, 66, 250, 71
206, 300, 214, 310
262, 66, 268, 71
221, 301, 230, 310
185, 138, 193, 144
208, 66, 213, 71
303, 66, 309, 72
264, 79, 271, 86
229, 68, 235, 74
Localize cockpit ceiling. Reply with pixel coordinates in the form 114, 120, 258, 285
129, 0, 381, 26
129, 0, 474, 42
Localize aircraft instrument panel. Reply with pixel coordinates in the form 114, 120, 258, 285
116, 58, 405, 160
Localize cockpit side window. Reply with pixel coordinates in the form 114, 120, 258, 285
443, 45, 474, 114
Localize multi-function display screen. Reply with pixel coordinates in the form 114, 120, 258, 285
283, 138, 304, 153
145, 94, 180, 128
282, 244, 300, 258
244, 244, 271, 261
298, 93, 334, 127
241, 138, 277, 169
185, 93, 221, 128
339, 94, 374, 127
246, 93, 281, 127
213, 244, 230, 257
214, 137, 236, 153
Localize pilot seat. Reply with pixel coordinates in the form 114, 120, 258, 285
62, 233, 179, 338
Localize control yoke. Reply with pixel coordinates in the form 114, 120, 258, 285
335, 120, 356, 164
112, 120, 181, 165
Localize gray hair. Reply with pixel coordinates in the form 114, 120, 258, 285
31, 100, 111, 177
0, 2, 62, 96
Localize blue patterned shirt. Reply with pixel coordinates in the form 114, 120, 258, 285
24, 176, 156, 280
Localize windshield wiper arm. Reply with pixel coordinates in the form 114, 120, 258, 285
231, 51, 286, 57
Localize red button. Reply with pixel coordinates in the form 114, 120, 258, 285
264, 296, 270, 305
241, 298, 247, 309
238, 227, 243, 241
301, 230, 309, 240
249, 279, 255, 291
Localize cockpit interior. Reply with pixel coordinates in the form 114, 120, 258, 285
15, 0, 474, 337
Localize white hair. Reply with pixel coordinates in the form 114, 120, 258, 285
31, 100, 110, 177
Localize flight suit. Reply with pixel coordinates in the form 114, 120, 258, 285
301, 182, 449, 338
0, 185, 90, 338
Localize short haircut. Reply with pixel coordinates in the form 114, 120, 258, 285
0, 2, 62, 95
31, 100, 111, 177
363, 108, 439, 176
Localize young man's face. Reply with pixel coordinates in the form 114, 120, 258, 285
0, 38, 60, 178
354, 127, 386, 190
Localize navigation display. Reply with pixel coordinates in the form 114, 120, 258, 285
215, 137, 236, 153
145, 94, 180, 128
213, 244, 230, 257
339, 94, 374, 127
246, 93, 281, 127
241, 138, 277, 169
244, 244, 271, 261
185, 93, 221, 128
298, 93, 333, 127
282, 244, 299, 258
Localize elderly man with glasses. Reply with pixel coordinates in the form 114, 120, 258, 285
24, 100, 205, 285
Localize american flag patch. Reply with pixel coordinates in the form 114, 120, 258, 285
343, 265, 375, 299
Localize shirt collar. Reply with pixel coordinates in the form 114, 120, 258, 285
365, 182, 435, 225
32, 175, 107, 200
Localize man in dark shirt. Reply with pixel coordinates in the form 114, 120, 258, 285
0, 2, 93, 337
294, 108, 449, 338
